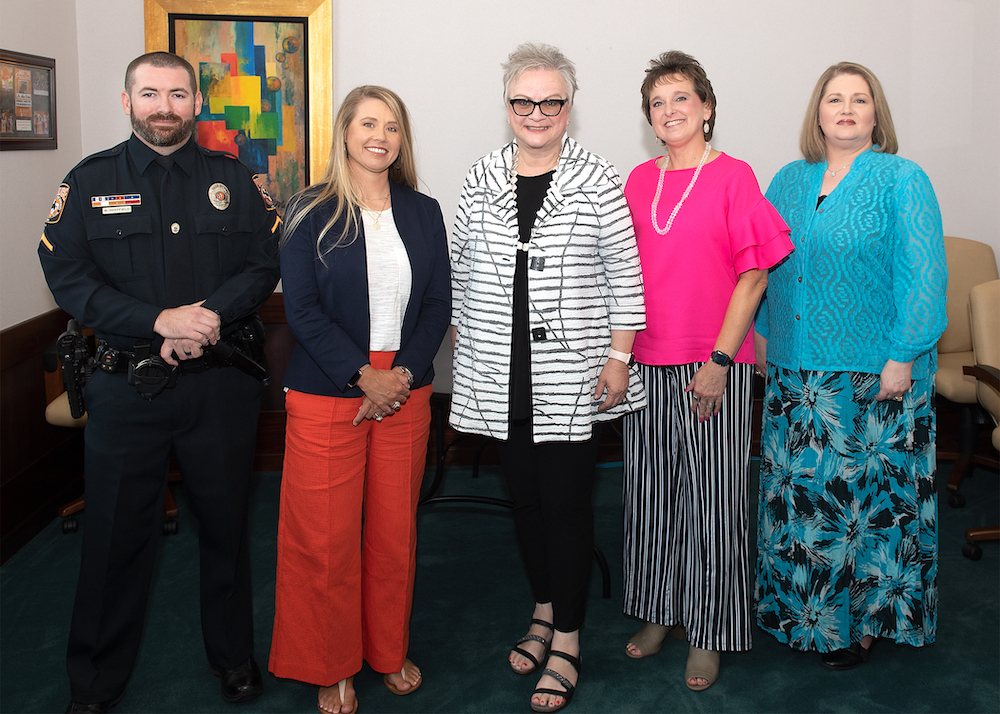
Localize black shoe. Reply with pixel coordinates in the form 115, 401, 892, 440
821, 638, 876, 671
209, 655, 263, 703
65, 691, 125, 713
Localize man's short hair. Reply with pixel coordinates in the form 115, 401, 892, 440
125, 52, 198, 96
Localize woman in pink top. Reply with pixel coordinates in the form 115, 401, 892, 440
620, 51, 792, 691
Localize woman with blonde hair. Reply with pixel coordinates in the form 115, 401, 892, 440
755, 62, 946, 670
269, 85, 450, 713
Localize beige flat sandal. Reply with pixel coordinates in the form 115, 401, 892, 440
318, 678, 357, 714
383, 659, 422, 696
625, 623, 686, 659
684, 646, 720, 691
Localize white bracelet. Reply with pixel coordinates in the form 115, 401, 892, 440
608, 348, 632, 364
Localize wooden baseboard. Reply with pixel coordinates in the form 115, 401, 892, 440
0, 296, 292, 564
1, 308, 80, 564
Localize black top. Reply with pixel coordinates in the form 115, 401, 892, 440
510, 170, 554, 422
38, 134, 280, 351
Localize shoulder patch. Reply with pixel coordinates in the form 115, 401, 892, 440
252, 174, 277, 211
46, 183, 70, 224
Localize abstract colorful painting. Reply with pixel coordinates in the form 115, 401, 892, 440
171, 15, 308, 206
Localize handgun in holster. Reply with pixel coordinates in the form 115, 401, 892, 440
57, 319, 95, 419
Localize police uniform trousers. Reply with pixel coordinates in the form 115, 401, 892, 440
67, 365, 261, 702
622, 362, 754, 652
269, 351, 431, 686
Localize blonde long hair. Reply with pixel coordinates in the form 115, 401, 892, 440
282, 86, 418, 257
799, 62, 898, 163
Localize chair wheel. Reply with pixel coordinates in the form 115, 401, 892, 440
62, 517, 78, 534
963, 541, 983, 561
948, 492, 966, 508
163, 519, 179, 535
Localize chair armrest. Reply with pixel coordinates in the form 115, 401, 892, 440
963, 364, 1000, 391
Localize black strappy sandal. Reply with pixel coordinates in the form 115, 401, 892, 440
509, 618, 554, 675
530, 650, 581, 713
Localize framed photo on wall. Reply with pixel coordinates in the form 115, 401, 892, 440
144, 0, 333, 207
0, 49, 57, 150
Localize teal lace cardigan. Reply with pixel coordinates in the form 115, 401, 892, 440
757, 147, 947, 380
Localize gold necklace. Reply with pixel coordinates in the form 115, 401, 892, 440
363, 194, 390, 230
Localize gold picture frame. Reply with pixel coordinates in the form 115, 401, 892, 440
144, 0, 332, 188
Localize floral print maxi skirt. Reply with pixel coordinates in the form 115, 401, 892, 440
754, 366, 937, 652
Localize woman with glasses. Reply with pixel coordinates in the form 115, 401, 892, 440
620, 51, 792, 691
450, 42, 645, 713
269, 86, 450, 714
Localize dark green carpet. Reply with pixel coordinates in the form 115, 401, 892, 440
2, 459, 997, 713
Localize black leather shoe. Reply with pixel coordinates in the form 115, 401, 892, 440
209, 655, 263, 703
821, 638, 876, 671
65, 691, 125, 713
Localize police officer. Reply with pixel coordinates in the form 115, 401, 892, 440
38, 52, 280, 713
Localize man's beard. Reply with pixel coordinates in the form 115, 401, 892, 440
131, 111, 195, 147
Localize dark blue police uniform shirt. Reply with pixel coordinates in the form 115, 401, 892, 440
39, 134, 280, 351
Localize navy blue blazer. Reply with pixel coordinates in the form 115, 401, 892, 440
280, 180, 451, 397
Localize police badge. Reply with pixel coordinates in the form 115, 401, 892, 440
208, 182, 231, 211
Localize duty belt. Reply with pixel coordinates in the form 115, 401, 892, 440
95, 341, 225, 375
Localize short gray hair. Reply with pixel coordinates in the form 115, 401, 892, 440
502, 42, 578, 105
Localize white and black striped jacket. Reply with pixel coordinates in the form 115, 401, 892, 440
450, 136, 647, 443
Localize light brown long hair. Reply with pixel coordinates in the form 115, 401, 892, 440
281, 86, 418, 257
799, 62, 898, 163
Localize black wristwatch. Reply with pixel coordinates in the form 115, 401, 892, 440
346, 363, 369, 389
710, 350, 734, 368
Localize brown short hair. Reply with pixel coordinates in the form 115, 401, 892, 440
799, 62, 898, 163
125, 52, 198, 96
640, 51, 716, 141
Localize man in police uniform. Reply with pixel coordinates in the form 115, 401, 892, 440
38, 52, 280, 713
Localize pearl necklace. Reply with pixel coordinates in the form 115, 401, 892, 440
650, 143, 712, 235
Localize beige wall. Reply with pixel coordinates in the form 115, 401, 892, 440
2, 0, 998, 336
0, 0, 83, 329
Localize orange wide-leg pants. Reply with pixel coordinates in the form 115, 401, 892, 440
269, 352, 431, 686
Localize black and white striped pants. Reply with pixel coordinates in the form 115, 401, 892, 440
622, 362, 753, 652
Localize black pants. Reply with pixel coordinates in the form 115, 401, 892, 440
67, 367, 261, 702
494, 420, 600, 632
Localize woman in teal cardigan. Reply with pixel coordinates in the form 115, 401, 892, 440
754, 62, 947, 671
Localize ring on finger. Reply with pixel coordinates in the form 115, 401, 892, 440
374, 413, 384, 422
392, 401, 401, 411
893, 395, 904, 402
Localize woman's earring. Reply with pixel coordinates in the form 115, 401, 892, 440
703, 121, 710, 134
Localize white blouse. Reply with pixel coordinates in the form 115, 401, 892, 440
362, 207, 412, 351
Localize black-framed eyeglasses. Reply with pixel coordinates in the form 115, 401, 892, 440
508, 98, 568, 117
